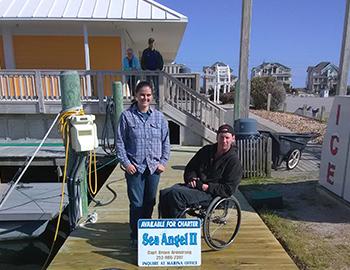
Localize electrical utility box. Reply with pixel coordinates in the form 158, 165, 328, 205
70, 115, 99, 152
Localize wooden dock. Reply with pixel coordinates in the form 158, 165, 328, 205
49, 147, 298, 269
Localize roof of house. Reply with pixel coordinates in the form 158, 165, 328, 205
252, 62, 291, 71
308, 62, 339, 74
0, 0, 187, 22
0, 0, 188, 63
203, 61, 233, 72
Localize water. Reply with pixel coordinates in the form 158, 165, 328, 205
0, 210, 71, 270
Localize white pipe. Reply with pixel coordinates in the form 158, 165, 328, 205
83, 24, 92, 97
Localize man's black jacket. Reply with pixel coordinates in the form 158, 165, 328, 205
141, 48, 164, 71
184, 143, 242, 197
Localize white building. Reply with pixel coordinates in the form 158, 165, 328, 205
203, 62, 237, 101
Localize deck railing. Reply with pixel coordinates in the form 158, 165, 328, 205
0, 69, 272, 176
0, 69, 226, 133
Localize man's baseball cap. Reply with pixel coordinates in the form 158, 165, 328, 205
148, 37, 155, 43
217, 124, 235, 135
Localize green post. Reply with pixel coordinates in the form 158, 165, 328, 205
60, 71, 88, 219
112, 81, 124, 126
60, 71, 82, 112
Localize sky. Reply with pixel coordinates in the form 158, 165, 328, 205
156, 0, 347, 88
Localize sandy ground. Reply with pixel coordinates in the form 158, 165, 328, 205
241, 176, 350, 269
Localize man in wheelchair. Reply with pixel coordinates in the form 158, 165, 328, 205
159, 124, 242, 219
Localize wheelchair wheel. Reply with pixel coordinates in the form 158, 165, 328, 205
286, 149, 301, 170
203, 196, 241, 250
177, 207, 193, 218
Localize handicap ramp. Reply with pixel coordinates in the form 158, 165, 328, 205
49, 147, 298, 269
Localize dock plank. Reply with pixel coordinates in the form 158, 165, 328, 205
49, 149, 297, 269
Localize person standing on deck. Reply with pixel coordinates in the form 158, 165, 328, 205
116, 81, 170, 248
122, 48, 141, 97
141, 38, 164, 101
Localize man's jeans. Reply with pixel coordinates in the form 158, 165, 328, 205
159, 184, 213, 218
126, 168, 160, 240
146, 75, 159, 100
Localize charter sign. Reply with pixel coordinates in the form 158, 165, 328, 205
138, 219, 201, 267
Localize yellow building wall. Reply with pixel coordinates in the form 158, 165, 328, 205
10, 35, 122, 97
89, 36, 121, 70
89, 36, 122, 96
13, 36, 85, 69
0, 36, 4, 69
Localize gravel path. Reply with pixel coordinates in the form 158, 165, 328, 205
252, 110, 327, 144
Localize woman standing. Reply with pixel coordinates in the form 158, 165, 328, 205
116, 81, 170, 248
122, 48, 141, 96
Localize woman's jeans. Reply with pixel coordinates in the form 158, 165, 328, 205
125, 168, 160, 240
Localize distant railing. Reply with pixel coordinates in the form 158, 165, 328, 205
172, 73, 201, 92
0, 69, 159, 113
163, 64, 200, 92
236, 137, 272, 178
0, 69, 151, 101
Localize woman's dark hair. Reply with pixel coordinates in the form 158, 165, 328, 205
130, 81, 153, 107
135, 81, 153, 94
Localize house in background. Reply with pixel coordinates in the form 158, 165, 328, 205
202, 62, 237, 95
306, 62, 338, 94
251, 62, 292, 89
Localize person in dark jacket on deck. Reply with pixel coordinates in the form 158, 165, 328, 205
141, 38, 164, 100
159, 124, 242, 218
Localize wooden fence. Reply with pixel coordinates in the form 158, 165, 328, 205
236, 136, 272, 178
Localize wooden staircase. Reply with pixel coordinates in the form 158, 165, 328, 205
160, 71, 226, 143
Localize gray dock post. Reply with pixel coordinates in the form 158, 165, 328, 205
282, 102, 287, 113
236, 0, 252, 119
302, 104, 307, 116
337, 0, 350, 96
320, 105, 326, 121
60, 71, 88, 219
267, 93, 271, 111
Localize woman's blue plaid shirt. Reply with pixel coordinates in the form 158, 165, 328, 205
116, 104, 170, 174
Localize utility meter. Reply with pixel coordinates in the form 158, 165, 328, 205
70, 115, 99, 152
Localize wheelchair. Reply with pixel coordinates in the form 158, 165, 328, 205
178, 194, 241, 250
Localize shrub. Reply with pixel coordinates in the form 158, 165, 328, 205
220, 91, 235, 104
250, 77, 286, 111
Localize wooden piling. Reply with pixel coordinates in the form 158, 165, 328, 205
60, 71, 88, 218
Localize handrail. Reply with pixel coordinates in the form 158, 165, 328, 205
161, 71, 226, 131
161, 71, 224, 111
